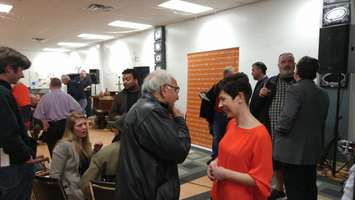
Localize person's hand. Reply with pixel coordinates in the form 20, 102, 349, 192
259, 85, 270, 97
42, 120, 49, 132
172, 106, 184, 118
211, 166, 228, 181
25, 156, 49, 164
93, 141, 103, 152
207, 158, 218, 181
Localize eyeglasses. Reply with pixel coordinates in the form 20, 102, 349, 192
166, 84, 180, 93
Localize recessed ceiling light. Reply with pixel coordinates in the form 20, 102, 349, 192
158, 0, 213, 14
0, 3, 13, 13
43, 48, 70, 53
58, 42, 88, 47
78, 33, 114, 40
108, 20, 152, 30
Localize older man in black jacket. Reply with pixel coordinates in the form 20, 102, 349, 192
116, 70, 191, 200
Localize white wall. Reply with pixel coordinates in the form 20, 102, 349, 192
166, 0, 322, 112
22, 0, 323, 113
22, 50, 74, 88
101, 30, 155, 91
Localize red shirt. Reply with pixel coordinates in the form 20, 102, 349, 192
211, 119, 273, 200
12, 83, 30, 106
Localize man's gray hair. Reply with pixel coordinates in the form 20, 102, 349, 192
279, 52, 295, 62
61, 74, 70, 81
142, 70, 174, 93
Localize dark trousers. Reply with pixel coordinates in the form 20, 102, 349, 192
0, 164, 34, 200
211, 112, 228, 158
43, 119, 66, 156
283, 163, 317, 200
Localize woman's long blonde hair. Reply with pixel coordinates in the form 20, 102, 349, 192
62, 112, 92, 158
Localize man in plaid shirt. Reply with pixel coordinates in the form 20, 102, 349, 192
259, 52, 296, 200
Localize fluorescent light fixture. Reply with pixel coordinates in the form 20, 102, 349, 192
108, 20, 152, 30
158, 0, 212, 14
57, 42, 88, 47
43, 48, 70, 53
0, 3, 13, 13
78, 33, 114, 40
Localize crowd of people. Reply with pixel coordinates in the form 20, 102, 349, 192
0, 45, 335, 200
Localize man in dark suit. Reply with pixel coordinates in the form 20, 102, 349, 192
274, 56, 329, 200
250, 62, 268, 125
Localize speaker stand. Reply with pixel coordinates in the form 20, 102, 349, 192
319, 73, 343, 176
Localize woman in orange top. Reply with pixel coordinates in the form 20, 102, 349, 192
208, 72, 273, 200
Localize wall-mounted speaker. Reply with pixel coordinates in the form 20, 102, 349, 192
320, 73, 348, 88
154, 26, 166, 69
89, 69, 100, 84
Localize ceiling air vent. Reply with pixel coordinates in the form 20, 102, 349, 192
87, 4, 114, 12
31, 37, 46, 43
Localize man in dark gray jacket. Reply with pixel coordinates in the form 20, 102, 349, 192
0, 46, 39, 200
274, 56, 329, 200
116, 70, 191, 200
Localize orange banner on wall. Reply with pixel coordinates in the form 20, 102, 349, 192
187, 48, 239, 149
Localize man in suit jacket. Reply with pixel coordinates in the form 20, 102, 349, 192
250, 61, 268, 125
274, 56, 329, 200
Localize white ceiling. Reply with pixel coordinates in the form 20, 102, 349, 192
0, 0, 262, 52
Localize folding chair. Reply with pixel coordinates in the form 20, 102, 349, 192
89, 180, 116, 200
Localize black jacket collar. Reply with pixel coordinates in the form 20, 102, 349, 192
0, 79, 11, 90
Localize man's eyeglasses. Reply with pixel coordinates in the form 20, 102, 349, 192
166, 84, 180, 93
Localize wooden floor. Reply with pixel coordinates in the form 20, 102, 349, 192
36, 128, 212, 199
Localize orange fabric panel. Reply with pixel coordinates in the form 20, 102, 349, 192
186, 48, 239, 148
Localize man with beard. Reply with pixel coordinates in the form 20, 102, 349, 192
109, 68, 140, 121
116, 70, 191, 200
259, 53, 296, 200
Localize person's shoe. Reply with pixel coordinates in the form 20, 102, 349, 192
268, 189, 286, 200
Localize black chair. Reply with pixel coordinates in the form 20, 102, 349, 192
32, 176, 67, 200
90, 180, 116, 200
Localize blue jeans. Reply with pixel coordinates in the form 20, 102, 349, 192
78, 98, 88, 115
0, 164, 34, 200
211, 112, 228, 158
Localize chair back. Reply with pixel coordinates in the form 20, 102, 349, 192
32, 176, 67, 200
90, 180, 116, 200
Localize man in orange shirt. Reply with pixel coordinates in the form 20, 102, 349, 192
12, 82, 32, 130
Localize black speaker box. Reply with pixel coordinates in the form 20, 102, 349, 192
68, 73, 79, 80
318, 24, 355, 73
89, 69, 100, 84
134, 66, 150, 85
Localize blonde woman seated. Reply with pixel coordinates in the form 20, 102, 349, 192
208, 73, 273, 200
49, 112, 102, 200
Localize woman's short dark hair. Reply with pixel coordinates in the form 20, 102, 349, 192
296, 56, 319, 80
252, 62, 267, 74
0, 46, 31, 74
218, 72, 252, 103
